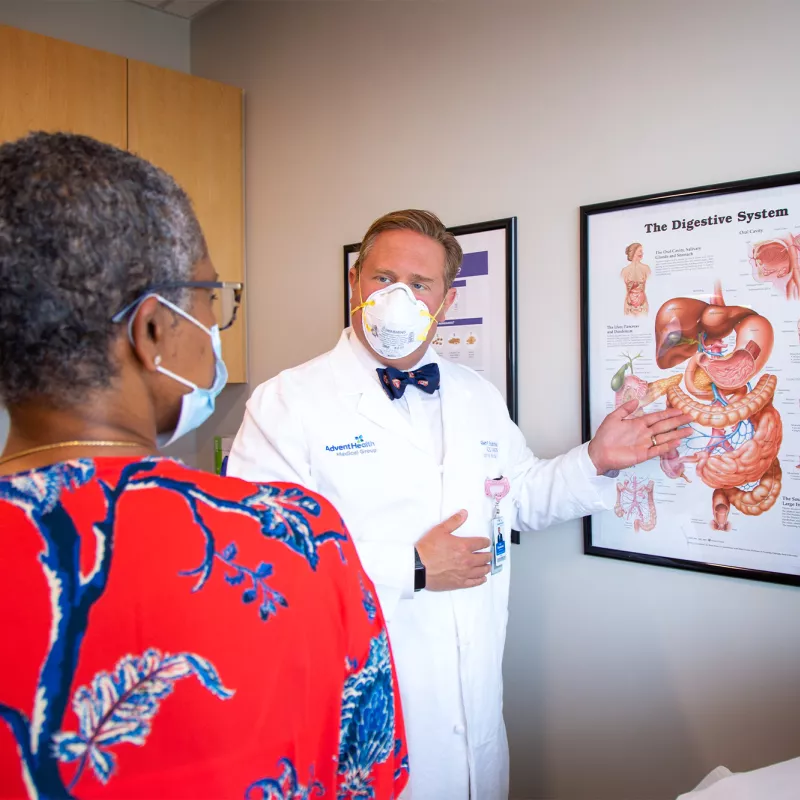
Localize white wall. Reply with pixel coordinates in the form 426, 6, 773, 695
192, 1, 800, 798
0, 0, 192, 458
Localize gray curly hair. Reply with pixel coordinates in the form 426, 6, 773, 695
0, 132, 206, 406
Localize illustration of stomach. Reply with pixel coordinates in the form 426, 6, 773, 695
651, 282, 782, 527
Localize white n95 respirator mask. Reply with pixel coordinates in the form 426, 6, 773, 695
353, 282, 444, 360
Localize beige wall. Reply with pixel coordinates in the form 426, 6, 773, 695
192, 1, 800, 798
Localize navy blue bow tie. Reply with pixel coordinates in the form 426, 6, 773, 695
377, 363, 440, 400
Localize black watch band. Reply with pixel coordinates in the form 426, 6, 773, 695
413, 547, 426, 592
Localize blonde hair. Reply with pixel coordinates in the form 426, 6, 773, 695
353, 209, 463, 289
625, 242, 643, 261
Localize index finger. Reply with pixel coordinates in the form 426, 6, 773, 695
610, 398, 640, 419
439, 509, 469, 534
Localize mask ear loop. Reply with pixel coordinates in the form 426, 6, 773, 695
416, 294, 448, 342
351, 272, 377, 333
126, 294, 204, 390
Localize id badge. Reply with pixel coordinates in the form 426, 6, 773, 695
485, 476, 510, 576
491, 515, 506, 574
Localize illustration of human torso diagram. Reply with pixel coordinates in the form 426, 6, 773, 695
587, 183, 800, 578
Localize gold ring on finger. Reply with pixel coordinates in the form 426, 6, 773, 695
651, 434, 658, 447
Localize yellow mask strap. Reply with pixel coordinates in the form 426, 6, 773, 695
351, 276, 378, 332
416, 295, 447, 342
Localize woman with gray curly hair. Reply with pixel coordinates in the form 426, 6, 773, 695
0, 133, 408, 799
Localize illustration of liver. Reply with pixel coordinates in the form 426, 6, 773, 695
652, 283, 782, 525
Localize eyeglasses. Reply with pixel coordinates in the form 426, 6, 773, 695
112, 281, 244, 331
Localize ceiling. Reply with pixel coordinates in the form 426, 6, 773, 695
128, 0, 225, 19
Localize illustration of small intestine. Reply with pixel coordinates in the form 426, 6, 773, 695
610, 352, 681, 416
614, 474, 657, 531
750, 234, 800, 299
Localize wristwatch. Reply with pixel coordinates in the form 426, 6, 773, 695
413, 547, 426, 592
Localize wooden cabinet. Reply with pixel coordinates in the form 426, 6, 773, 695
0, 27, 247, 383
128, 61, 246, 383
0, 25, 126, 147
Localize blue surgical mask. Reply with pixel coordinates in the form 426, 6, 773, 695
126, 294, 228, 448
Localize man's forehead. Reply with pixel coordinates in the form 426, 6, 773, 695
366, 230, 446, 274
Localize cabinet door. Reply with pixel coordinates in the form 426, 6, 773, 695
0, 25, 126, 147
128, 61, 246, 383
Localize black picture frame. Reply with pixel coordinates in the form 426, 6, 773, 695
581, 171, 800, 587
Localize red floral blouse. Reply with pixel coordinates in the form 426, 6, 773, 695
0, 457, 408, 799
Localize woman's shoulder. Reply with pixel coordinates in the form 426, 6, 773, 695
110, 458, 333, 505
145, 459, 353, 570
0, 456, 353, 580
166, 461, 345, 525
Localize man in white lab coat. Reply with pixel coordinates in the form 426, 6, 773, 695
227, 210, 690, 800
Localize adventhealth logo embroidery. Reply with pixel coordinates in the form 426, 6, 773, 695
325, 434, 377, 457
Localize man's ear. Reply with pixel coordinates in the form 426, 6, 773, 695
129, 296, 166, 371
441, 286, 457, 319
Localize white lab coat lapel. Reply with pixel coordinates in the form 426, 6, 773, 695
328, 330, 430, 453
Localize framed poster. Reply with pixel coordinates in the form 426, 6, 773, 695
344, 217, 518, 421
581, 171, 800, 587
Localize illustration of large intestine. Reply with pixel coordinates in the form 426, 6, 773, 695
653, 282, 782, 531
750, 234, 800, 299
614, 474, 657, 531
621, 242, 652, 316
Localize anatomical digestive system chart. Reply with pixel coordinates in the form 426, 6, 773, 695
586, 180, 800, 580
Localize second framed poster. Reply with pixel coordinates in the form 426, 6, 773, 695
344, 217, 518, 421
582, 171, 800, 587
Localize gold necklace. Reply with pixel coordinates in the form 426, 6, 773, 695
0, 440, 148, 467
